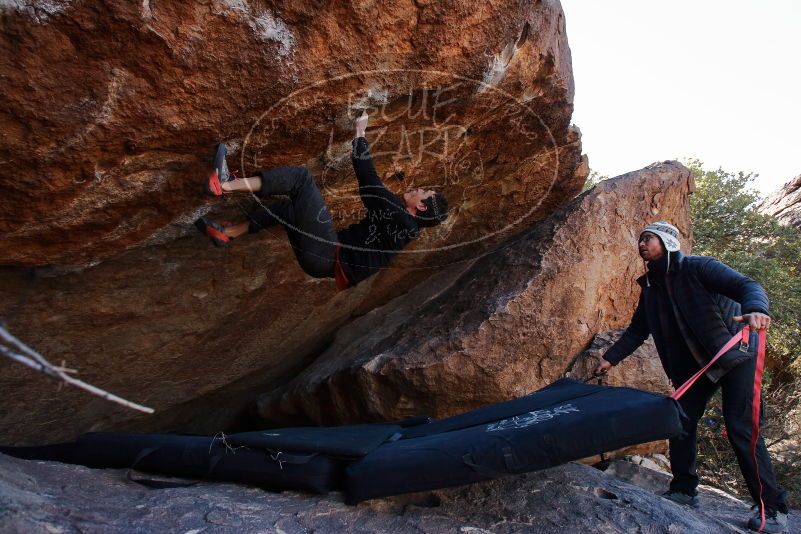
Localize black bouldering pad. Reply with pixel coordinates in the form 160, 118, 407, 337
400, 378, 606, 439
227, 423, 402, 457
2, 432, 344, 494
345, 379, 683, 503
0, 380, 684, 502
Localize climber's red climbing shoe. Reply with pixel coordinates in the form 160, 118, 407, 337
195, 217, 231, 247
205, 143, 230, 197
206, 169, 223, 196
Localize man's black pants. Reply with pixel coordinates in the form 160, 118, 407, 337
247, 166, 337, 278
669, 354, 787, 512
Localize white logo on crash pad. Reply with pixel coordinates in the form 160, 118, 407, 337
486, 404, 580, 432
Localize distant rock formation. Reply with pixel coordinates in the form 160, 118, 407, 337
760, 174, 801, 228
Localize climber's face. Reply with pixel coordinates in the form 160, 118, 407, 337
403, 187, 437, 214
638, 232, 664, 261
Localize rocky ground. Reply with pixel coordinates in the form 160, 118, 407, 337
1, 452, 796, 533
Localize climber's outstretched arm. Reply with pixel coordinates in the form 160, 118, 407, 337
351, 111, 403, 212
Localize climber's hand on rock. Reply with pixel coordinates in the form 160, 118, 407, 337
733, 312, 771, 330
355, 110, 368, 137
593, 357, 613, 377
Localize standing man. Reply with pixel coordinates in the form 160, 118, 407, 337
594, 221, 788, 533
196, 111, 448, 290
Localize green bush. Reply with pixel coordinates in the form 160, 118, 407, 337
687, 159, 801, 505
582, 170, 608, 192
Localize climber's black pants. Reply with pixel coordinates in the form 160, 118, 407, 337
668, 354, 787, 512
247, 167, 337, 278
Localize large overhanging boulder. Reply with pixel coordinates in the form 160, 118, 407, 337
0, 0, 585, 267
258, 161, 694, 425
0, 0, 586, 444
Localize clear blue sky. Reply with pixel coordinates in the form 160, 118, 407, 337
560, 1, 801, 195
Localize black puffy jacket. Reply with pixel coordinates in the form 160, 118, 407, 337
603, 251, 769, 382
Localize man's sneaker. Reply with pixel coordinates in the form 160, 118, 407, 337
206, 143, 231, 196
195, 217, 231, 247
748, 506, 788, 533
660, 490, 700, 508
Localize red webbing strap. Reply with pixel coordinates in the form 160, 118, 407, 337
751, 328, 767, 532
333, 243, 350, 292
670, 327, 750, 401
670, 326, 768, 532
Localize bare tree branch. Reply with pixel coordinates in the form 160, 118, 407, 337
0, 326, 154, 414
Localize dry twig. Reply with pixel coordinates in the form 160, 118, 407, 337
0, 325, 154, 414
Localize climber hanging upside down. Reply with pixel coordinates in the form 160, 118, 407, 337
195, 111, 449, 290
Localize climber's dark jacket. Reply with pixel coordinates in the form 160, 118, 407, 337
336, 136, 420, 287
603, 251, 769, 382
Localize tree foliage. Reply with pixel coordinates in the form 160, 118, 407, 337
582, 170, 608, 192
688, 159, 801, 503
687, 158, 801, 381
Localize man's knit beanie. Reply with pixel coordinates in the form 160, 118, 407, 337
640, 221, 681, 252
641, 221, 681, 287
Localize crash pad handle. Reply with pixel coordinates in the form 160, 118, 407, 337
267, 450, 318, 468
126, 446, 224, 489
462, 446, 515, 477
